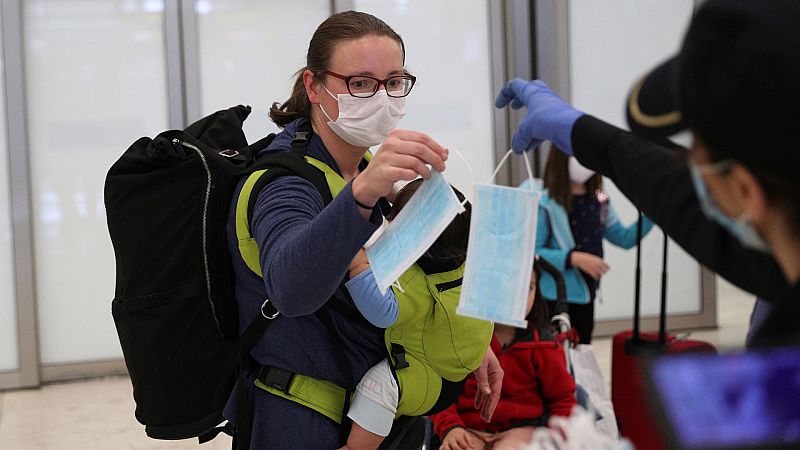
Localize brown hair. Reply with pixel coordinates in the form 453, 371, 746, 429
269, 11, 405, 127
543, 144, 602, 212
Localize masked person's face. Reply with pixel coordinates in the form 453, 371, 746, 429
689, 136, 769, 252
309, 35, 408, 148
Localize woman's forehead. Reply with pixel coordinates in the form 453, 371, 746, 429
328, 35, 404, 76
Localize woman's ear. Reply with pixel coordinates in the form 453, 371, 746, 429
732, 164, 768, 225
303, 69, 320, 105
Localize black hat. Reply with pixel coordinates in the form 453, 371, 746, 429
626, 0, 800, 177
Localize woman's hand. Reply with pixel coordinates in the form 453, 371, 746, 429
352, 130, 448, 208
440, 427, 486, 450
570, 251, 609, 280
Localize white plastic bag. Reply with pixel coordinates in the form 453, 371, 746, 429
569, 344, 619, 440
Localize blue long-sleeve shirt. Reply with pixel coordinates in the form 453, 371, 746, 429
224, 119, 387, 448
346, 268, 399, 328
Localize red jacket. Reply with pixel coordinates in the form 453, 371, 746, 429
430, 330, 576, 437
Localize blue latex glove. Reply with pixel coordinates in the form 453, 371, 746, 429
495, 78, 584, 154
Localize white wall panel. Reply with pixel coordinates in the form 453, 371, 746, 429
24, 0, 169, 364
568, 0, 699, 320
196, 0, 331, 143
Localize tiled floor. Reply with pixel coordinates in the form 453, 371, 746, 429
0, 278, 756, 449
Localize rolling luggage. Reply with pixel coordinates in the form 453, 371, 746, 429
611, 212, 715, 450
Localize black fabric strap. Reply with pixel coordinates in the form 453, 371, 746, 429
234, 301, 279, 450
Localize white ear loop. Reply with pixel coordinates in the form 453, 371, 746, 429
444, 147, 475, 207
489, 149, 536, 190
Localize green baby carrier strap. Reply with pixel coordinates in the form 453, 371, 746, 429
235, 148, 372, 276
387, 264, 494, 416
233, 129, 372, 424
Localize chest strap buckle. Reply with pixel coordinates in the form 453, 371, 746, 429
257, 366, 295, 392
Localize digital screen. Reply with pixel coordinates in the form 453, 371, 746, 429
648, 347, 800, 449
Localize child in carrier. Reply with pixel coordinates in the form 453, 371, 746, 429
531, 147, 652, 344
339, 179, 494, 450
428, 262, 577, 450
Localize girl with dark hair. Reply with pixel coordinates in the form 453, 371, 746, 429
532, 145, 652, 344
225, 11, 500, 449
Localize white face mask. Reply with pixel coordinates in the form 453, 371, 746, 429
568, 157, 595, 184
319, 84, 406, 148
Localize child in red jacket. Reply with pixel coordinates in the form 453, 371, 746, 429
429, 266, 576, 450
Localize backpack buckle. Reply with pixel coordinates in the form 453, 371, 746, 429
218, 149, 240, 158
391, 343, 410, 370
261, 299, 279, 319
257, 366, 295, 393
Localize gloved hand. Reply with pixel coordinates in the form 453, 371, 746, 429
495, 78, 583, 154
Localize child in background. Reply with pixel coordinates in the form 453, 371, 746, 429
531, 147, 652, 344
341, 179, 494, 450
429, 263, 577, 450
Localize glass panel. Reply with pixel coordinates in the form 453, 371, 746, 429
352, 0, 496, 198
568, 0, 700, 320
196, 0, 331, 142
24, 0, 169, 364
0, 5, 20, 373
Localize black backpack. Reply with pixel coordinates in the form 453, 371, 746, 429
105, 105, 334, 442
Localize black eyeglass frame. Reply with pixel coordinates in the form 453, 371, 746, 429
321, 70, 417, 98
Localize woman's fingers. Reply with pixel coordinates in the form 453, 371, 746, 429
383, 130, 447, 172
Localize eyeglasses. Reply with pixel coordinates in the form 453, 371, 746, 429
322, 70, 416, 98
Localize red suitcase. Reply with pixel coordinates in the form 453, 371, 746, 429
611, 215, 715, 450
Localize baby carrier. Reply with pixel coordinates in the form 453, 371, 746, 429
388, 263, 494, 417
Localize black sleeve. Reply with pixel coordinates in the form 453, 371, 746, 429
570, 115, 787, 301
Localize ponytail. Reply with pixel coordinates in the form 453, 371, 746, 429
269, 69, 313, 127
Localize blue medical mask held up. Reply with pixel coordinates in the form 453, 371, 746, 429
458, 150, 540, 328
689, 160, 769, 253
366, 170, 466, 294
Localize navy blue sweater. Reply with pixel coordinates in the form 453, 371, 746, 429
224, 119, 385, 448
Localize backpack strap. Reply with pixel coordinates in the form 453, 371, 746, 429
235, 126, 333, 276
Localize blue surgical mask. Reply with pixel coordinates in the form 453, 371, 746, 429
689, 160, 769, 252
458, 150, 540, 328
366, 170, 466, 293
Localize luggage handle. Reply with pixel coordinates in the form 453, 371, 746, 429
632, 210, 669, 345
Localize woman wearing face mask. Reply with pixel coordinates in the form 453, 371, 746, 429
223, 11, 500, 450
528, 147, 652, 344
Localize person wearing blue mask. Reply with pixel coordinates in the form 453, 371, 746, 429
495, 0, 798, 347
224, 11, 502, 449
